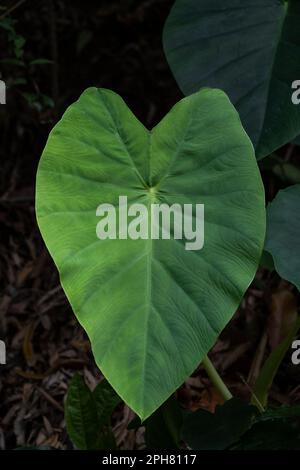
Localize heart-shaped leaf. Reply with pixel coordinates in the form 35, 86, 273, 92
163, 0, 300, 159
265, 184, 300, 291
36, 87, 265, 419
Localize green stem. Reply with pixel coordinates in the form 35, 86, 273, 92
202, 355, 233, 401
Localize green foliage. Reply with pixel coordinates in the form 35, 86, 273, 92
181, 399, 300, 450
163, 0, 300, 159
265, 184, 300, 291
65, 374, 121, 450
233, 406, 300, 449
182, 398, 257, 450
36, 87, 265, 420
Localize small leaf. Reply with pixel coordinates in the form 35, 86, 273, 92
93, 379, 121, 427
97, 427, 117, 450
182, 398, 257, 450
36, 87, 265, 419
65, 374, 99, 450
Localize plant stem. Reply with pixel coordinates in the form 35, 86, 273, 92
202, 355, 233, 401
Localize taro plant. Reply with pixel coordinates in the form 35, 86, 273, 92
35, 0, 300, 451
65, 374, 121, 450
163, 0, 300, 159
36, 87, 265, 421
264, 184, 300, 291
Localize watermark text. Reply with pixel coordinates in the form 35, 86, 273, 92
0, 340, 6, 364
0, 80, 6, 104
291, 80, 300, 105
96, 196, 204, 251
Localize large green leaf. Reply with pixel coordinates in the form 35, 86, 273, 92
163, 0, 300, 159
265, 184, 300, 290
36, 87, 265, 419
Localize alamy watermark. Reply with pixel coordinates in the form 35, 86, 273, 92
96, 196, 204, 251
291, 80, 300, 105
0, 340, 6, 364
291, 340, 300, 365
0, 80, 6, 104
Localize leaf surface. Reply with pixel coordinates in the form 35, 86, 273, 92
36, 87, 265, 419
163, 0, 300, 158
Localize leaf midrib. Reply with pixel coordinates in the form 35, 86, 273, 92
138, 103, 196, 412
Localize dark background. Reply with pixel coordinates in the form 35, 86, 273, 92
0, 0, 299, 450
